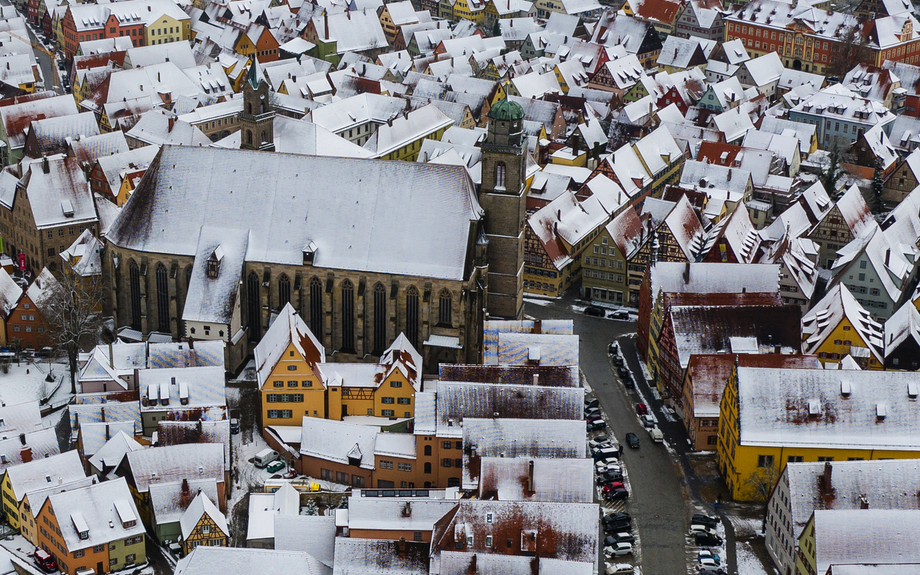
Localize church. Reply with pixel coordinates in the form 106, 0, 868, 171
102, 63, 529, 373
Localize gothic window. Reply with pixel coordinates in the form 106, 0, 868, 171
129, 261, 141, 330
185, 265, 193, 287
247, 272, 261, 341
260, 131, 266, 143
438, 289, 452, 326
278, 274, 291, 308
405, 286, 419, 348
309, 277, 323, 339
341, 279, 355, 352
246, 130, 252, 145
155, 263, 169, 333
496, 161, 506, 189
372, 283, 387, 356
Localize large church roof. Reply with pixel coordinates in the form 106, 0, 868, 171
108, 146, 483, 281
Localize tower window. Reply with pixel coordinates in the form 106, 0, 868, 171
496, 162, 506, 189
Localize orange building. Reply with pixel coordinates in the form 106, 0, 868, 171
6, 268, 56, 350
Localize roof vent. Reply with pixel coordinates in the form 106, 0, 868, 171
909, 382, 918, 399
840, 381, 851, 398
807, 400, 821, 417
876, 403, 887, 420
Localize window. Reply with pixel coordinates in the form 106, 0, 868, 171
247, 272, 261, 341
442, 458, 452, 467
817, 456, 834, 462
74, 551, 84, 558
155, 263, 169, 332
93, 545, 105, 553
382, 409, 395, 417
443, 441, 452, 449
129, 261, 142, 329
302, 380, 312, 387
382, 397, 395, 404
341, 279, 355, 352
267, 410, 293, 418
278, 274, 291, 308
273, 382, 284, 388
788, 455, 804, 463
486, 535, 493, 547
424, 462, 432, 473
391, 380, 402, 388
288, 381, 298, 387
438, 289, 452, 326
397, 397, 410, 404
380, 460, 393, 469
336, 471, 349, 484
757, 455, 774, 468
373, 283, 387, 356
309, 277, 323, 339
398, 462, 412, 471
405, 286, 419, 348
495, 161, 506, 188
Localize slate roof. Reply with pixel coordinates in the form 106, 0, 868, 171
0, 428, 59, 474
107, 146, 482, 281
332, 538, 429, 575
88, 430, 142, 476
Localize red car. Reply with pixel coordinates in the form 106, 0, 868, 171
33, 549, 56, 573
602, 482, 626, 495
635, 404, 648, 415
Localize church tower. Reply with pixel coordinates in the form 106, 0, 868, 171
239, 59, 275, 151
479, 94, 527, 319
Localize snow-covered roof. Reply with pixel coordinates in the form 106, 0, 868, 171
273, 515, 335, 568
180, 492, 227, 541
831, 222, 909, 305
496, 332, 579, 367
308, 93, 404, 133
0, 269, 22, 320
139, 366, 226, 412
125, 443, 224, 493
149, 478, 218, 527
60, 229, 102, 278
802, 283, 884, 360
255, 302, 325, 389
527, 191, 610, 270
333, 537, 429, 574
1, 95, 77, 151
108, 146, 481, 282
477, 457, 594, 502
347, 492, 456, 533
299, 418, 377, 469
435, 381, 582, 438
649, 262, 780, 299
247, 483, 299, 542
46, 477, 144, 552
181, 225, 247, 326
5, 450, 84, 501
175, 546, 327, 575
21, 156, 95, 230
88, 430, 142, 475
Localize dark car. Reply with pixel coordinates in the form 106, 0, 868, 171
584, 305, 606, 317
612, 355, 624, 366
587, 420, 607, 431
604, 512, 631, 525
625, 433, 640, 449
604, 533, 635, 547
692, 514, 719, 528
585, 406, 601, 417
604, 520, 631, 533
635, 403, 648, 415
597, 471, 624, 484
622, 373, 635, 388
608, 342, 618, 354
604, 487, 629, 501
617, 366, 630, 378
608, 310, 630, 320
585, 397, 599, 409
694, 532, 723, 547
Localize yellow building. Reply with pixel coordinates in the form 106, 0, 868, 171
1, 451, 86, 531
144, 13, 190, 47
255, 303, 422, 429
364, 104, 453, 161
718, 365, 920, 502
179, 493, 228, 555
801, 283, 885, 370
450, 0, 486, 23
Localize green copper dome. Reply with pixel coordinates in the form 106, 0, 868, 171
489, 95, 524, 121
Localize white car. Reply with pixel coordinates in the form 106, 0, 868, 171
604, 543, 633, 557
590, 437, 613, 450
699, 558, 721, 568
690, 524, 718, 536
605, 563, 634, 575
596, 462, 623, 474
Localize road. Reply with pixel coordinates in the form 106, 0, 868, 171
525, 294, 691, 575
23, 19, 60, 93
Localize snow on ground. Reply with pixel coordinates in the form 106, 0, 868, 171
736, 541, 771, 575
0, 360, 72, 408
523, 297, 553, 307
231, 430, 271, 509
726, 515, 763, 538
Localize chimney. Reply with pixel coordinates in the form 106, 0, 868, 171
41, 156, 49, 174
105, 423, 110, 441
821, 461, 833, 496
20, 445, 31, 463
533, 374, 539, 385
108, 341, 114, 368
148, 4, 150, 9
859, 494, 869, 509
682, 261, 690, 284
526, 459, 535, 493
727, 169, 732, 181
397, 538, 407, 557
885, 248, 890, 266
168, 117, 175, 132
324, 11, 329, 38
18, 433, 25, 446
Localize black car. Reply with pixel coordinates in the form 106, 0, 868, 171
617, 366, 629, 377
625, 433, 640, 449
604, 488, 629, 501
604, 512, 632, 525
695, 533, 723, 547
604, 533, 635, 547
585, 397, 599, 409
608, 342, 618, 354
612, 355, 624, 366
597, 471, 624, 484
622, 373, 635, 388
587, 420, 607, 431
584, 305, 606, 317
604, 522, 630, 534
692, 514, 719, 528
608, 310, 630, 320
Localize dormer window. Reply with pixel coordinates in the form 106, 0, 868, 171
206, 245, 224, 279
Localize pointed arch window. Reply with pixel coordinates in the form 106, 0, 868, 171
373, 283, 387, 356
247, 272, 261, 341
278, 274, 291, 308
129, 261, 141, 330
438, 289, 452, 327
341, 279, 355, 352
495, 161, 506, 189
309, 277, 323, 339
155, 263, 169, 332
405, 286, 419, 348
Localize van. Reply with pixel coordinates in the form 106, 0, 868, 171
254, 448, 279, 468
649, 427, 664, 443
594, 447, 619, 462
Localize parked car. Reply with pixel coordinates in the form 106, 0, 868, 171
698, 550, 720, 564
649, 427, 664, 443
612, 355, 624, 366
693, 514, 718, 528
604, 532, 635, 546
608, 310, 629, 320
585, 407, 601, 419
265, 460, 285, 473
698, 565, 725, 574
598, 470, 624, 484
593, 447, 620, 461
604, 543, 633, 557
634, 403, 648, 415
690, 525, 718, 536
229, 418, 240, 434
625, 433, 640, 449
584, 305, 606, 317
699, 558, 721, 568
622, 374, 635, 388
596, 461, 623, 474
587, 420, 607, 431
585, 397, 599, 409
617, 366, 630, 378
589, 435, 609, 448
608, 342, 618, 354
640, 414, 655, 428
605, 564, 634, 575
694, 533, 723, 547
603, 483, 629, 500
33, 549, 56, 573
603, 512, 631, 526
604, 520, 631, 533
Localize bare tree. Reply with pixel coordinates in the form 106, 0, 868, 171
827, 24, 874, 79
41, 271, 105, 394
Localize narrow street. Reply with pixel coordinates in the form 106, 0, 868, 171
524, 295, 691, 575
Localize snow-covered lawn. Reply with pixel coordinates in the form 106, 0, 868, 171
0, 359, 73, 408
736, 541, 772, 575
